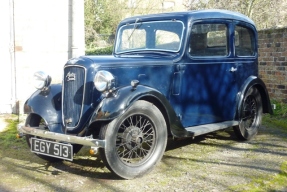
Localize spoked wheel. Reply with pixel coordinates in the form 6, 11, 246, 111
233, 87, 262, 140
25, 114, 82, 162
99, 100, 167, 179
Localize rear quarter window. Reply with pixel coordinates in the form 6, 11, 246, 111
235, 25, 256, 56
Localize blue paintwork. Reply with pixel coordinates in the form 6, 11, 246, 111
24, 84, 63, 133
24, 10, 272, 137
89, 85, 190, 137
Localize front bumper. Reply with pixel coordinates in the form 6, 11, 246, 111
17, 124, 105, 148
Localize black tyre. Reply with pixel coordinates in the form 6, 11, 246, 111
99, 100, 167, 179
233, 87, 262, 140
26, 115, 82, 162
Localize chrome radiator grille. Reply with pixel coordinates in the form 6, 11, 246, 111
62, 66, 86, 128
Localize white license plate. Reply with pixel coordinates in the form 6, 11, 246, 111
31, 138, 73, 161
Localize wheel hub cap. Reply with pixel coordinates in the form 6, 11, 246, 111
123, 126, 143, 150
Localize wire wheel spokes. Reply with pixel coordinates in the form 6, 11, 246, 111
116, 114, 156, 165
242, 95, 257, 129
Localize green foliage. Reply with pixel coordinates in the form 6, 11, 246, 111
85, 46, 113, 55
84, 0, 126, 49
84, 0, 176, 49
263, 100, 287, 130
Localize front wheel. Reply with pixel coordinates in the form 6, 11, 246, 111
99, 100, 167, 179
233, 87, 263, 140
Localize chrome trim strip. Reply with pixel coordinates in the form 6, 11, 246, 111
62, 65, 87, 129
18, 124, 105, 148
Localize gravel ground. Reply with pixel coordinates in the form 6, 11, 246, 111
0, 117, 286, 192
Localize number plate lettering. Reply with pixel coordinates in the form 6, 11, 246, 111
31, 138, 73, 161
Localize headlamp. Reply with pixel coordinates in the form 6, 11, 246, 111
33, 71, 52, 90
94, 70, 115, 92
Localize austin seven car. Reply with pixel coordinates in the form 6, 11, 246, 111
17, 9, 273, 179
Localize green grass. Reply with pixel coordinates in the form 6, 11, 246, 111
234, 161, 287, 192
0, 118, 27, 159
0, 119, 22, 146
0, 117, 42, 164
271, 100, 287, 117
263, 100, 287, 131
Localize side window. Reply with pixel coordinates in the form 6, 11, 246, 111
189, 23, 228, 57
235, 25, 255, 56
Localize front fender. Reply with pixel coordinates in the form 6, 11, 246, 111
235, 76, 273, 120
90, 85, 165, 122
89, 85, 190, 138
24, 84, 63, 133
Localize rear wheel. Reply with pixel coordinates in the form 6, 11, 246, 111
233, 87, 262, 140
25, 115, 82, 162
99, 100, 167, 179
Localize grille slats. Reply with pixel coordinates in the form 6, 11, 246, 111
63, 66, 86, 128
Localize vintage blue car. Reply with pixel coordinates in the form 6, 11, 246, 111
18, 9, 273, 179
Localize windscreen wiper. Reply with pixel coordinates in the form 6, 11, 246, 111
128, 18, 141, 40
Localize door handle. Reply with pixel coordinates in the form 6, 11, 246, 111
230, 67, 237, 72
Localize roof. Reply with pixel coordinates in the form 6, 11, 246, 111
120, 9, 255, 26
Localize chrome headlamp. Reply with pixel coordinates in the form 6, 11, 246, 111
94, 70, 115, 92
33, 71, 52, 90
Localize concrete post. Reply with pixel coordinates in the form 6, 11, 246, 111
0, 0, 15, 114
69, 0, 85, 59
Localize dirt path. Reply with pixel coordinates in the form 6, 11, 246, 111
0, 122, 286, 192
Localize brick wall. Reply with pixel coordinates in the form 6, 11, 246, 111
258, 27, 287, 102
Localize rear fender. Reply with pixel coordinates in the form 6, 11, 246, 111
235, 76, 273, 120
24, 84, 63, 133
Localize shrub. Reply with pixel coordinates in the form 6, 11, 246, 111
86, 46, 113, 55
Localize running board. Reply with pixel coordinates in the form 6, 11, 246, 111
185, 121, 239, 137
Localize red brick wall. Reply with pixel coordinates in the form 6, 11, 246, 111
258, 28, 287, 102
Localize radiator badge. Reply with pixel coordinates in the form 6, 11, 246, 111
66, 72, 76, 81
65, 118, 73, 125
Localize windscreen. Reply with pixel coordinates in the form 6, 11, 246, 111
115, 20, 184, 54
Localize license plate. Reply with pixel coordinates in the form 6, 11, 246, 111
31, 138, 73, 161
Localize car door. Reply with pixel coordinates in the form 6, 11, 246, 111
171, 20, 239, 127
233, 21, 258, 89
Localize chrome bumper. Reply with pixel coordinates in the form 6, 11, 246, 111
17, 124, 105, 148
